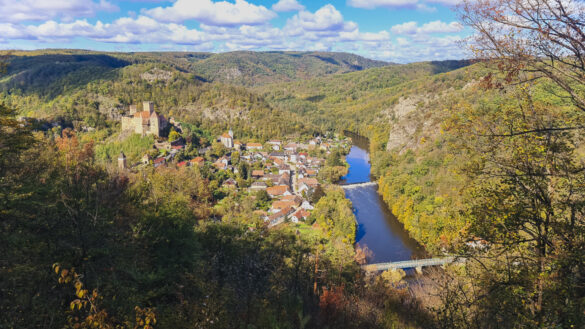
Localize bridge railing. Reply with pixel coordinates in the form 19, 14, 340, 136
362, 257, 458, 272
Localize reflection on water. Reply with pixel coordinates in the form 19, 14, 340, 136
342, 136, 425, 263
340, 145, 371, 185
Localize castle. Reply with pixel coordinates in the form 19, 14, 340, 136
121, 101, 167, 137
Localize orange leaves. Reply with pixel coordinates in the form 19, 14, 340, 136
134, 306, 157, 329
53, 265, 157, 329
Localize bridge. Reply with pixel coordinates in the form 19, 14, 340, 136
362, 257, 457, 274
341, 181, 378, 189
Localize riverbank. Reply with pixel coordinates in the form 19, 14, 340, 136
341, 138, 425, 264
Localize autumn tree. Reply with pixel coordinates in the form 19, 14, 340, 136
444, 0, 585, 327
460, 0, 585, 114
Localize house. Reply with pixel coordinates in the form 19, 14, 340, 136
290, 209, 310, 223
266, 206, 294, 226
277, 173, 291, 186
278, 165, 291, 175
249, 181, 267, 192
300, 200, 314, 210
271, 200, 298, 212
281, 194, 302, 204
268, 140, 281, 151
177, 161, 188, 168
214, 159, 228, 170
220, 130, 234, 148
190, 157, 204, 166
284, 143, 297, 152
251, 170, 265, 179
233, 140, 243, 150
266, 185, 292, 198
269, 152, 286, 161
121, 101, 167, 137
222, 178, 238, 189
246, 143, 263, 150
298, 177, 319, 188
306, 169, 317, 177
298, 182, 311, 194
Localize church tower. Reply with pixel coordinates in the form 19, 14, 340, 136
118, 151, 127, 170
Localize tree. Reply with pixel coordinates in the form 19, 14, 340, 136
460, 0, 585, 113
168, 127, 180, 142
447, 1, 585, 326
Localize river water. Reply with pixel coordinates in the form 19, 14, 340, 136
342, 138, 425, 264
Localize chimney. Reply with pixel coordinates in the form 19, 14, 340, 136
143, 101, 154, 113
118, 151, 127, 170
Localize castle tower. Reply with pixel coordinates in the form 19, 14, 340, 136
118, 151, 127, 170
150, 111, 160, 137
129, 104, 137, 115
143, 101, 154, 114
229, 129, 234, 138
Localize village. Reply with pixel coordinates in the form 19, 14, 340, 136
117, 101, 351, 227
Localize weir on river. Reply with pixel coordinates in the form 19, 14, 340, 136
341, 134, 425, 264
341, 182, 378, 189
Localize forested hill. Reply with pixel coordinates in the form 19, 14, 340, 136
186, 51, 391, 86
0, 50, 390, 94
256, 59, 472, 133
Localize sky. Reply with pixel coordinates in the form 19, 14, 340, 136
0, 0, 471, 63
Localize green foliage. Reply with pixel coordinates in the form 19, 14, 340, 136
188, 51, 389, 86
95, 133, 155, 163
311, 186, 356, 245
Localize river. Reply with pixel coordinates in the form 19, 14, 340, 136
341, 136, 425, 264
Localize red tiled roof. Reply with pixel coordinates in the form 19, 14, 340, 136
266, 185, 290, 196
133, 111, 151, 119
190, 157, 204, 164
299, 178, 319, 186
292, 209, 310, 219
177, 161, 187, 167
252, 170, 264, 177
272, 200, 297, 210
221, 133, 232, 139
268, 206, 293, 221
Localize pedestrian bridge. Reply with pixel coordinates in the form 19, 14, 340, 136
341, 181, 378, 189
362, 257, 457, 273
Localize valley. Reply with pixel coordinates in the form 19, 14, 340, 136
2, 35, 584, 328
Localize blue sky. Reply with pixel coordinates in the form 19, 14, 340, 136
0, 0, 470, 62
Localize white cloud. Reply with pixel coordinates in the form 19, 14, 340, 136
425, 0, 462, 6
272, 0, 305, 12
144, 0, 276, 26
0, 1, 469, 63
285, 5, 353, 34
391, 20, 463, 34
0, 0, 117, 22
348, 0, 419, 9
348, 0, 461, 10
